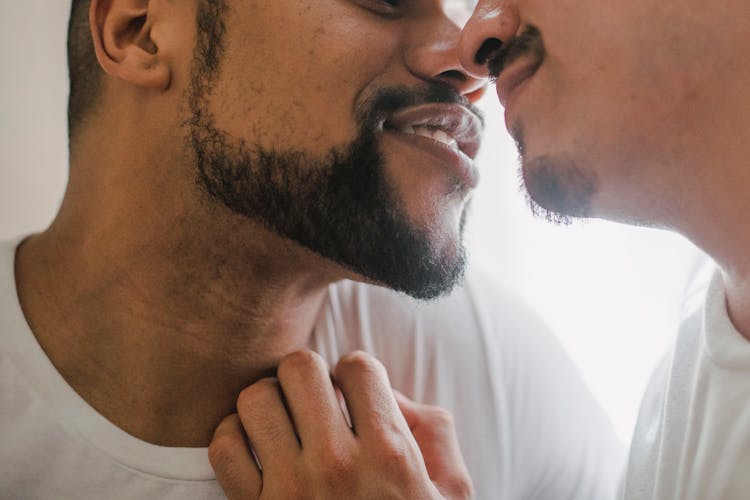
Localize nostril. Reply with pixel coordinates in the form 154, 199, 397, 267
475, 38, 503, 66
437, 69, 467, 83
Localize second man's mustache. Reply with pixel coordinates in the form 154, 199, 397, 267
487, 25, 547, 79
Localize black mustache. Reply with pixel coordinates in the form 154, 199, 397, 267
358, 83, 485, 131
486, 25, 546, 80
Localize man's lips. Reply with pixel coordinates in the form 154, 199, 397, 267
382, 103, 483, 160
495, 57, 542, 109
379, 103, 484, 190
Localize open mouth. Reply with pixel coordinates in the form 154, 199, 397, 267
389, 125, 460, 152
379, 103, 483, 161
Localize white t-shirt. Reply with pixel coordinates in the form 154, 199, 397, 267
0, 237, 623, 500
622, 267, 750, 499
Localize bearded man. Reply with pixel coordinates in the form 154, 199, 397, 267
0, 1, 621, 498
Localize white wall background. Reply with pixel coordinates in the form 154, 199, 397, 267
0, 0, 703, 445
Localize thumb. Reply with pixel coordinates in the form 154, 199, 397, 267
394, 389, 423, 430
393, 390, 474, 500
394, 389, 459, 449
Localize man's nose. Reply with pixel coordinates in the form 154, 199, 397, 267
404, 15, 488, 103
459, 1, 521, 78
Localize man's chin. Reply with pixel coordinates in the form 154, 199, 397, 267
521, 154, 598, 225
338, 244, 467, 301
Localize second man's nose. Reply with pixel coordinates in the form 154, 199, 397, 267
459, 1, 521, 78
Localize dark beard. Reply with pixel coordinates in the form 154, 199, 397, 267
185, 4, 468, 299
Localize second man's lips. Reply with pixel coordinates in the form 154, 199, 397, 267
381, 103, 484, 160
495, 57, 543, 109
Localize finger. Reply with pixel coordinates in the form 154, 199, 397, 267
395, 391, 463, 459
393, 392, 474, 499
393, 390, 422, 431
333, 351, 409, 440
277, 350, 353, 449
394, 391, 461, 453
236, 377, 300, 473
209, 414, 262, 500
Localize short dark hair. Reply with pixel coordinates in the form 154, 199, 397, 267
66, 0, 227, 140
67, 0, 101, 140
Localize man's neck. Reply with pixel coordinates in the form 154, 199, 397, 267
15, 220, 337, 447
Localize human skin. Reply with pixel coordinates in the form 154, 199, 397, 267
458, 0, 750, 338
13, 0, 483, 489
210, 350, 473, 499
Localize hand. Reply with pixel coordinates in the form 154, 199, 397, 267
209, 350, 473, 499
394, 391, 473, 500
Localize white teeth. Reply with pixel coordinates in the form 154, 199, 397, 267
399, 125, 459, 151
413, 126, 434, 140
432, 129, 453, 146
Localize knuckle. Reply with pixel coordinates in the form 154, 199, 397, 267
237, 378, 280, 413
336, 350, 384, 378
267, 469, 307, 499
308, 446, 356, 495
425, 406, 455, 428
320, 444, 352, 475
319, 456, 353, 487
279, 350, 327, 378
214, 413, 241, 434
207, 433, 242, 469
280, 486, 307, 499
443, 475, 475, 500
377, 433, 414, 467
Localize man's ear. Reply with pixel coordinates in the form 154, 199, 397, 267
90, 0, 171, 90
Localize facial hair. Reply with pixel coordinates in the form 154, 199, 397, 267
487, 25, 546, 81
489, 25, 598, 224
511, 125, 597, 225
185, 3, 471, 300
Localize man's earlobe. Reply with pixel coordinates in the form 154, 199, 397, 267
90, 0, 171, 90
